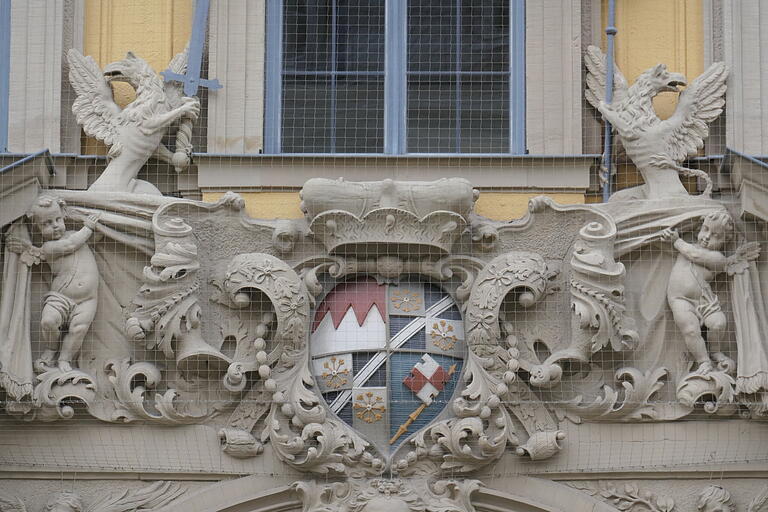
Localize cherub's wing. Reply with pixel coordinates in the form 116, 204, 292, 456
164, 44, 189, 108
726, 241, 761, 275
661, 61, 728, 163
0, 495, 26, 512
584, 45, 629, 110
85, 482, 184, 512
67, 49, 121, 146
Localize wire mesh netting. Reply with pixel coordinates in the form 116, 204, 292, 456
0, 0, 766, 499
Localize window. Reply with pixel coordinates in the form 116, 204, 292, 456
0, 0, 10, 153
264, 0, 525, 155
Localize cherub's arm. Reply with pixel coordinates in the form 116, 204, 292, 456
40, 214, 100, 259
672, 238, 728, 271
41, 227, 92, 259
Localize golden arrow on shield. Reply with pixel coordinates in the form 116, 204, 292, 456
389, 363, 457, 445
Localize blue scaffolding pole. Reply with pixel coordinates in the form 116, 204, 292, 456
602, 0, 617, 202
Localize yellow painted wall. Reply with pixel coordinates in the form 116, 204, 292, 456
600, 0, 704, 196
475, 193, 585, 220
203, 192, 585, 222
604, 0, 704, 120
82, 0, 192, 153
203, 192, 305, 220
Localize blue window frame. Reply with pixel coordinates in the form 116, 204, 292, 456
264, 0, 525, 155
0, 0, 10, 152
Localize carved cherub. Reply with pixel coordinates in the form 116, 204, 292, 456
8, 195, 101, 372
662, 211, 760, 374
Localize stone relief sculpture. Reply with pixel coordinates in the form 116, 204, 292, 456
67, 48, 199, 194
570, 482, 768, 512
13, 195, 101, 372
293, 478, 482, 512
0, 482, 183, 512
585, 45, 728, 201
1, 45, 768, 510
663, 212, 760, 375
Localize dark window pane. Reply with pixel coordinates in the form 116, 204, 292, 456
407, 0, 456, 72
460, 1, 509, 72
284, 0, 332, 72
282, 76, 332, 152
335, 76, 385, 152
407, 76, 457, 153
337, 1, 385, 72
460, 77, 508, 153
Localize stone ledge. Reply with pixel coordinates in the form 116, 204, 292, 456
194, 154, 598, 191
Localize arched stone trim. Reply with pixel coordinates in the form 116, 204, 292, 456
161, 476, 620, 512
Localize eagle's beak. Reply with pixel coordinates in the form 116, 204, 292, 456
103, 63, 128, 83
664, 73, 688, 92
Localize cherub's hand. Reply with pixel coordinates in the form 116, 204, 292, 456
660, 228, 679, 243
5, 236, 29, 254
84, 212, 102, 230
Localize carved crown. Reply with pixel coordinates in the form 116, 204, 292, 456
300, 178, 477, 255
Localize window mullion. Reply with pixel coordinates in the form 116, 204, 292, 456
264, 0, 283, 154
384, 0, 407, 155
455, 0, 461, 153
510, 0, 526, 154
330, 0, 338, 153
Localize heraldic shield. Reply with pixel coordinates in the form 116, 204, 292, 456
310, 277, 465, 451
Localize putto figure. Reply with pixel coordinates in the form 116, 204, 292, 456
585, 46, 728, 201
67, 48, 199, 194
9, 195, 101, 372
662, 212, 733, 374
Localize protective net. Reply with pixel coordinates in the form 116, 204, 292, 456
0, 0, 766, 508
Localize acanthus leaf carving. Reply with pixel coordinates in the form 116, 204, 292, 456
128, 215, 229, 374
220, 252, 384, 476
0, 481, 185, 512
104, 358, 222, 424
569, 221, 637, 358
9, 367, 98, 421
562, 366, 669, 421
569, 482, 675, 512
293, 478, 482, 512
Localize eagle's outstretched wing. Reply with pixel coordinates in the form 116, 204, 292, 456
85, 482, 184, 512
661, 61, 728, 163
67, 49, 120, 147
584, 45, 629, 110
164, 44, 189, 108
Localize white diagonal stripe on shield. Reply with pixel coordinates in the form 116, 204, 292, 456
329, 295, 455, 414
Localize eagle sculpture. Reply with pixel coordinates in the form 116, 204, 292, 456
67, 48, 200, 194
584, 45, 728, 201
